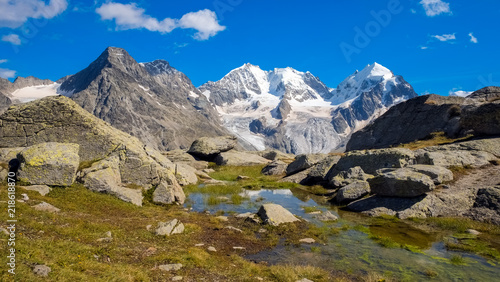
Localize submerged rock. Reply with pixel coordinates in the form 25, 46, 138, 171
257, 203, 300, 226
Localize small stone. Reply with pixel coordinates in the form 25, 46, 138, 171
21, 193, 29, 201
225, 226, 243, 233
205, 211, 211, 215
21, 185, 51, 196
96, 237, 113, 243
207, 246, 217, 252
233, 246, 245, 250
32, 202, 60, 213
172, 276, 183, 281
216, 196, 230, 202
143, 247, 157, 256
296, 279, 313, 282
146, 225, 152, 231
256, 277, 264, 281
158, 263, 183, 272
258, 228, 267, 233
236, 212, 255, 218
195, 243, 205, 247
105, 231, 112, 238
237, 175, 250, 180
155, 219, 184, 236
467, 229, 481, 235
299, 238, 316, 244
306, 211, 322, 215
0, 227, 9, 235
216, 216, 228, 222
33, 265, 51, 277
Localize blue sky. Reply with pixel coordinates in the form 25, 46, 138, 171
0, 0, 499, 96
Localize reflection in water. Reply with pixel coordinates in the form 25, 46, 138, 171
186, 188, 500, 281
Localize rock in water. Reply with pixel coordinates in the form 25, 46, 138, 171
187, 136, 237, 159
257, 204, 300, 226
17, 143, 79, 186
369, 168, 435, 197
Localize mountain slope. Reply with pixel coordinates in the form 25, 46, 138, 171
199, 63, 417, 154
58, 47, 228, 151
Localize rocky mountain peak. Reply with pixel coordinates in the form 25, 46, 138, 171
142, 60, 179, 76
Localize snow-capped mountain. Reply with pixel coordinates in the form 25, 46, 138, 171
199, 63, 417, 154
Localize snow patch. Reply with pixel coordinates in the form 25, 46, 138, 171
11, 83, 60, 103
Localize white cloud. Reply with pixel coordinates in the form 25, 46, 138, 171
449, 90, 473, 97
2, 34, 22, 45
469, 32, 478, 43
0, 59, 7, 64
410, 9, 417, 14
96, 3, 225, 40
432, 33, 455, 42
178, 9, 226, 40
420, 46, 429, 50
420, 0, 451, 17
96, 3, 176, 33
0, 68, 16, 79
0, 0, 68, 28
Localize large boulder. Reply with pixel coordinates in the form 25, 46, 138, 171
278, 167, 312, 184
0, 96, 185, 205
329, 166, 373, 188
286, 154, 327, 176
215, 150, 270, 166
335, 181, 371, 204
469, 186, 500, 225
254, 150, 295, 162
80, 156, 143, 206
257, 204, 300, 226
304, 155, 342, 184
187, 136, 237, 159
415, 140, 498, 168
152, 181, 186, 205
261, 160, 287, 176
369, 168, 435, 197
331, 148, 415, 175
17, 142, 79, 186
405, 165, 453, 184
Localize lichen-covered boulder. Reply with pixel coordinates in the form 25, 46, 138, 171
304, 155, 342, 184
81, 156, 143, 206
152, 181, 186, 205
369, 168, 435, 197
17, 142, 79, 186
406, 165, 453, 184
332, 148, 415, 175
329, 166, 373, 188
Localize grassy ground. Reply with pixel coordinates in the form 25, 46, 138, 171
395, 131, 474, 150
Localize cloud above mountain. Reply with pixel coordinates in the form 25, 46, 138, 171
0, 0, 68, 28
96, 2, 225, 40
420, 0, 451, 17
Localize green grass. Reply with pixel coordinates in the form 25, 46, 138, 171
396, 131, 474, 151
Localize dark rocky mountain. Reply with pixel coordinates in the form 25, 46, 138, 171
346, 87, 500, 151
59, 47, 228, 151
